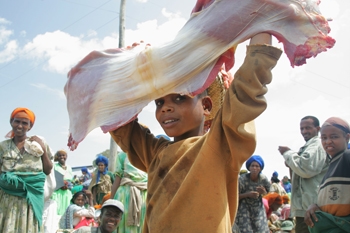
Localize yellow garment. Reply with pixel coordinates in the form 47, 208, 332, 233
110, 45, 282, 233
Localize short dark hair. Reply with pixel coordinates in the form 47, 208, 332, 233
71, 191, 87, 204
301, 116, 320, 127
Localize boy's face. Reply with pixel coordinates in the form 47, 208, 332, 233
100, 206, 122, 233
321, 125, 349, 157
155, 93, 211, 141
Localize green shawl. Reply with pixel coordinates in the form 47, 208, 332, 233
308, 211, 350, 233
0, 172, 46, 227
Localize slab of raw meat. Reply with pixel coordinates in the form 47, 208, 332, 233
65, 0, 335, 150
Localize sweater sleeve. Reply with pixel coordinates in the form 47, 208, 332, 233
109, 120, 167, 172
283, 138, 327, 178
207, 45, 282, 171
110, 45, 282, 173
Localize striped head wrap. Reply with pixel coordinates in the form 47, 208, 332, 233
322, 117, 350, 134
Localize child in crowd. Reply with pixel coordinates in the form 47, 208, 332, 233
59, 190, 96, 230
110, 32, 282, 233
304, 117, 350, 232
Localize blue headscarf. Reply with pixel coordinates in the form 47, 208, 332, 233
246, 155, 264, 171
272, 171, 278, 178
95, 155, 108, 183
81, 167, 90, 176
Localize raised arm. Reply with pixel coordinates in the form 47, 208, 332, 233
250, 33, 272, 45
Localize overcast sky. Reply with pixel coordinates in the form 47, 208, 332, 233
0, 0, 349, 179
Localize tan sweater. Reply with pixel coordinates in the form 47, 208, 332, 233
110, 45, 282, 233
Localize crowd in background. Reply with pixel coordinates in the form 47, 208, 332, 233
1, 109, 349, 233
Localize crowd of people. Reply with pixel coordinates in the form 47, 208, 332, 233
0, 15, 349, 233
0, 107, 149, 233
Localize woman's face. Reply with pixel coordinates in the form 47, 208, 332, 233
249, 161, 261, 175
74, 194, 86, 207
98, 162, 106, 172
56, 152, 67, 165
11, 117, 31, 137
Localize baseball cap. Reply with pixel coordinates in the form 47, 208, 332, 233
102, 199, 124, 213
280, 220, 294, 231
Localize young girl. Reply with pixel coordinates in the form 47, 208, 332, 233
59, 190, 96, 230
304, 117, 350, 232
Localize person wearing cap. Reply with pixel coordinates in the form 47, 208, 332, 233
110, 33, 282, 233
304, 117, 350, 232
278, 116, 329, 233
73, 199, 124, 233
235, 155, 270, 232
0, 107, 53, 232
277, 220, 295, 233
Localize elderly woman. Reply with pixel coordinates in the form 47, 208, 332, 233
0, 107, 53, 232
235, 155, 270, 233
304, 117, 350, 232
88, 155, 115, 205
51, 149, 74, 216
